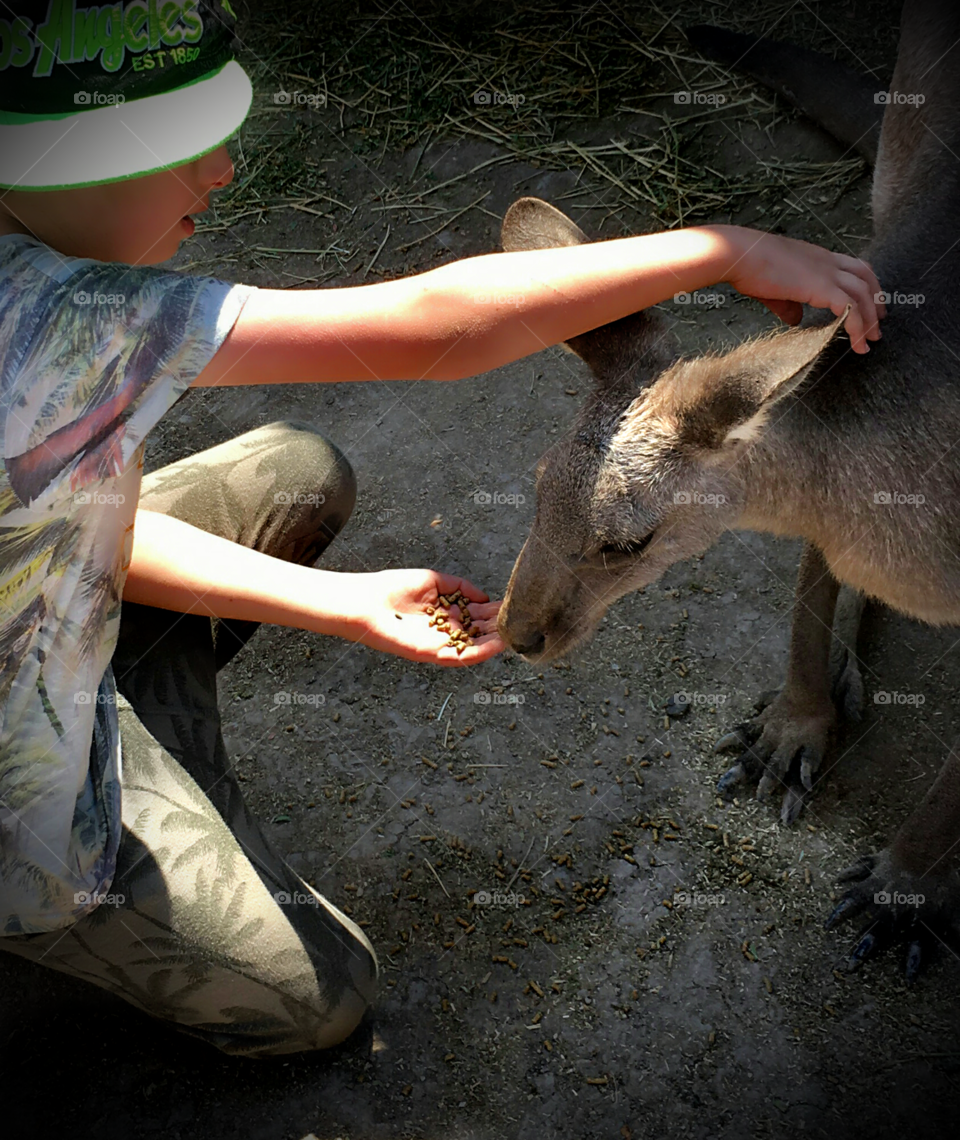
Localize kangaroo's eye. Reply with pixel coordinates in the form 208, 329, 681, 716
597, 532, 654, 560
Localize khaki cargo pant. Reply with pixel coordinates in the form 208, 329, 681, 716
1, 421, 378, 1057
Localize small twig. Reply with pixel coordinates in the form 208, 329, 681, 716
289, 191, 355, 212
423, 857, 451, 899
505, 836, 536, 894
409, 129, 435, 182
251, 245, 343, 255
395, 192, 491, 253
363, 225, 391, 279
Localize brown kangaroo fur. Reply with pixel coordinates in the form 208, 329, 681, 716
496, 0, 960, 977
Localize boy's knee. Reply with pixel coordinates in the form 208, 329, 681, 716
226, 938, 378, 1058
264, 419, 356, 522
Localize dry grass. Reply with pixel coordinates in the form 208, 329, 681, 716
196, 1, 895, 249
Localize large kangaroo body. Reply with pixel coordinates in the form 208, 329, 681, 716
497, 0, 960, 976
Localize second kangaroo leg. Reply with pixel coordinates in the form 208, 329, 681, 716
829, 584, 868, 723
826, 749, 960, 982
717, 543, 841, 824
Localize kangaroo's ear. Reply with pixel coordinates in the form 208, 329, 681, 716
501, 197, 673, 389
501, 196, 589, 252
633, 309, 848, 454
566, 310, 672, 393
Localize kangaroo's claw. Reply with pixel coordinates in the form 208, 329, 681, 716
826, 848, 960, 983
715, 688, 836, 822
836, 853, 876, 883
714, 722, 763, 754
717, 760, 749, 793
825, 893, 866, 930
779, 783, 808, 825
848, 929, 878, 967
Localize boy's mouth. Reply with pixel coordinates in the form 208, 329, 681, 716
180, 202, 207, 236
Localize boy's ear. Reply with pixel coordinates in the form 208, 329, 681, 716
629, 309, 848, 454
500, 196, 669, 389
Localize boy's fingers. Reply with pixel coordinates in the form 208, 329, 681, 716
834, 254, 887, 319
436, 633, 506, 666
846, 257, 884, 308
467, 600, 502, 621
435, 573, 489, 604
456, 633, 506, 663
828, 289, 866, 352
837, 270, 881, 343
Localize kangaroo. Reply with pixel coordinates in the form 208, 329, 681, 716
496, 0, 960, 979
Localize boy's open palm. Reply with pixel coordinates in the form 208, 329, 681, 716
351, 570, 504, 666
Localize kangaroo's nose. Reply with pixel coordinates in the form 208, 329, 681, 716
512, 631, 545, 657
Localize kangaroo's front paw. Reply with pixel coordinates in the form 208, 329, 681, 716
825, 848, 960, 982
715, 688, 836, 824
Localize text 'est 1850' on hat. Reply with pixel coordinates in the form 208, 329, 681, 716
0, 1, 253, 191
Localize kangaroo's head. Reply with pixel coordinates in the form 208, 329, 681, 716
497, 197, 846, 662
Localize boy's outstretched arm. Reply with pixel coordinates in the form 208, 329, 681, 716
193, 226, 885, 390
122, 509, 504, 667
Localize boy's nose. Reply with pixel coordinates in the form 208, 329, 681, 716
198, 145, 235, 189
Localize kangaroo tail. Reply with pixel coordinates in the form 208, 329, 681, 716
685, 24, 885, 165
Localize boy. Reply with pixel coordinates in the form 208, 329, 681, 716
0, 1, 883, 1056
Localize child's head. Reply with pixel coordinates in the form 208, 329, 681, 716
0, 1, 250, 264
0, 144, 234, 264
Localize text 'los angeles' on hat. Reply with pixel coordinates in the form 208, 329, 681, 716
0, 1, 253, 191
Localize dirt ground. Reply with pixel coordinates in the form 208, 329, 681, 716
3, 2, 960, 1138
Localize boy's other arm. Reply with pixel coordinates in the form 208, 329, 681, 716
122, 509, 503, 666
192, 227, 885, 389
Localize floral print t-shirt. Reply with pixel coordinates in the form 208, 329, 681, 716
0, 233, 255, 934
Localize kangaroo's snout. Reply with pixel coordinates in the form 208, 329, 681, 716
497, 540, 569, 661
497, 585, 550, 660
498, 537, 605, 662
504, 626, 546, 659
